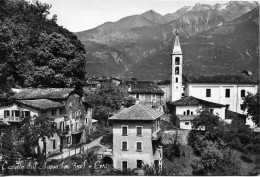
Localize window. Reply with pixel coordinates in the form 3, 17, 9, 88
122, 141, 127, 151
70, 124, 73, 132
14, 110, 20, 117
210, 109, 214, 113
176, 77, 178, 83
137, 127, 142, 136
225, 89, 230, 98
175, 66, 179, 75
183, 111, 186, 115
191, 111, 193, 115
136, 142, 142, 152
122, 126, 128, 136
53, 140, 56, 149
225, 104, 230, 110
136, 94, 139, 99
51, 109, 56, 116
185, 122, 189, 125
175, 57, 180, 65
187, 110, 190, 115
59, 108, 63, 115
206, 89, 211, 97
137, 160, 143, 168
241, 89, 246, 97
67, 136, 71, 144
122, 161, 127, 172
22, 111, 30, 118
240, 104, 245, 110
4, 110, 10, 117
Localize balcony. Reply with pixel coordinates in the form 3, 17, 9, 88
5, 117, 22, 122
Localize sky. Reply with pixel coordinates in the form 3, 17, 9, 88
37, 0, 229, 32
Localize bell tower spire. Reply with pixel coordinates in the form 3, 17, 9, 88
171, 29, 183, 102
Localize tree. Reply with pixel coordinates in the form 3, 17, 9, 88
18, 115, 58, 160
242, 92, 259, 126
84, 82, 126, 124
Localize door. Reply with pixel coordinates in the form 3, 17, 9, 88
122, 161, 127, 172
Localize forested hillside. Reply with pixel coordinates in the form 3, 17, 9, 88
0, 0, 86, 91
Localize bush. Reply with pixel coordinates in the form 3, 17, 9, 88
240, 155, 253, 163
100, 133, 113, 145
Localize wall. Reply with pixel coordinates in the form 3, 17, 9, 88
112, 121, 154, 170
187, 83, 258, 114
158, 84, 171, 102
180, 121, 192, 130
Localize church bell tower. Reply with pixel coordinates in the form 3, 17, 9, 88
171, 29, 182, 102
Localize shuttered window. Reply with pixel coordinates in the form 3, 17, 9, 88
122, 141, 127, 151
136, 142, 142, 152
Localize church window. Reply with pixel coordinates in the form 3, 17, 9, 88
175, 67, 179, 75
187, 110, 190, 115
206, 89, 211, 97
225, 89, 230, 98
175, 57, 180, 65
241, 90, 245, 97
176, 77, 178, 83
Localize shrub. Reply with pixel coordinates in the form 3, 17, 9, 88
240, 155, 253, 163
100, 133, 113, 145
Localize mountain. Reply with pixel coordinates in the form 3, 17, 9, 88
76, 1, 259, 79
122, 7, 259, 81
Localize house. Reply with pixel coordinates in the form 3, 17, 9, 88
159, 31, 258, 129
125, 79, 165, 108
0, 88, 93, 156
168, 96, 226, 129
109, 103, 163, 171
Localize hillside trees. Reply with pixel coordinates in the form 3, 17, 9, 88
0, 0, 86, 88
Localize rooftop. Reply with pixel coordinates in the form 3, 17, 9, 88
13, 88, 74, 100
125, 81, 164, 94
225, 109, 246, 120
170, 96, 225, 107
109, 103, 164, 121
17, 99, 64, 110
184, 73, 258, 84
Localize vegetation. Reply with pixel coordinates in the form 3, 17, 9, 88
84, 82, 126, 124
0, 0, 86, 88
242, 92, 259, 126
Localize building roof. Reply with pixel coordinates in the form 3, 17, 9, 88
184, 73, 258, 84
170, 96, 225, 107
225, 109, 246, 120
178, 115, 197, 121
17, 99, 64, 110
13, 88, 74, 100
109, 103, 164, 121
126, 81, 164, 94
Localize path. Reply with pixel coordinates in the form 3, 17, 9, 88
48, 136, 107, 160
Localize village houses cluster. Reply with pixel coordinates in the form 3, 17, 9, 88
0, 31, 258, 171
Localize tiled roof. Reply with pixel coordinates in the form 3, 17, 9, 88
225, 110, 246, 120
17, 99, 64, 110
170, 96, 225, 107
184, 73, 258, 84
125, 81, 164, 94
109, 103, 164, 121
178, 115, 197, 121
13, 88, 74, 100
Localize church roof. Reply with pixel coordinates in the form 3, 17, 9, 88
126, 81, 164, 94
170, 96, 225, 107
13, 88, 74, 100
109, 103, 164, 121
183, 73, 257, 84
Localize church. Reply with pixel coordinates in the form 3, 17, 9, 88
159, 30, 258, 130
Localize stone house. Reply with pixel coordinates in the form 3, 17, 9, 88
109, 103, 163, 171
0, 88, 93, 157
